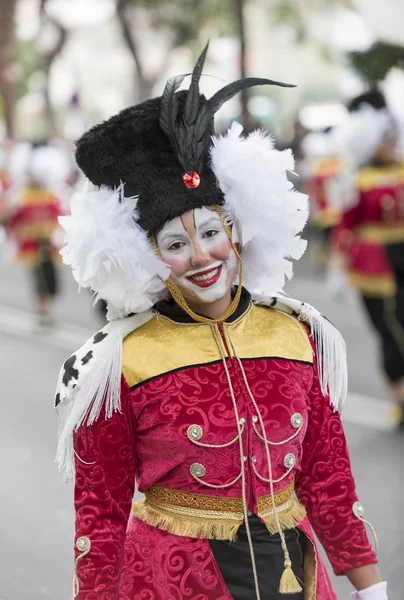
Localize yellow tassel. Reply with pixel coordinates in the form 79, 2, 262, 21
278, 560, 303, 595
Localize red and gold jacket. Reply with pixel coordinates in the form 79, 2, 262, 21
67, 293, 377, 600
7, 186, 63, 265
332, 163, 404, 297
304, 157, 344, 230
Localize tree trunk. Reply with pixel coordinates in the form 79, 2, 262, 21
234, 0, 250, 129
43, 20, 68, 135
39, 1, 68, 136
0, 0, 17, 139
116, 0, 150, 102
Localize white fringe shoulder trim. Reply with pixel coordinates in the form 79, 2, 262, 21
54, 311, 153, 482
254, 294, 347, 414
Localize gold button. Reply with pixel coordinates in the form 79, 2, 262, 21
190, 463, 206, 478
284, 453, 296, 468
187, 424, 203, 441
290, 413, 303, 429
353, 501, 364, 518
76, 537, 91, 552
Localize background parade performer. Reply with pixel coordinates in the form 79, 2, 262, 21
0, 142, 11, 228
54, 45, 386, 600
6, 141, 66, 326
331, 90, 404, 425
300, 128, 345, 271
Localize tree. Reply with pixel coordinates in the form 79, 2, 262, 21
349, 41, 404, 87
270, 0, 354, 40
38, 0, 69, 135
234, 0, 249, 127
0, 0, 18, 139
115, 0, 235, 102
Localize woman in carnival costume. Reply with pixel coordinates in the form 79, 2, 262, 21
331, 90, 404, 426
54, 45, 386, 600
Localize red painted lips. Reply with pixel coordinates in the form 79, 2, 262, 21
186, 265, 223, 288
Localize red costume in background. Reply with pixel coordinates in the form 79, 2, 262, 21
7, 186, 62, 265
304, 157, 343, 231
72, 298, 376, 600
333, 164, 404, 383
333, 164, 404, 296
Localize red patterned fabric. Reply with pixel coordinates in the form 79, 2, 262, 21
121, 517, 233, 600
73, 323, 377, 599
73, 377, 136, 599
295, 348, 377, 575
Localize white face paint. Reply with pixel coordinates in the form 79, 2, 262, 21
157, 207, 238, 306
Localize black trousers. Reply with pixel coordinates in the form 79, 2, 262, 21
209, 517, 304, 600
360, 294, 404, 382
32, 259, 58, 297
386, 243, 404, 292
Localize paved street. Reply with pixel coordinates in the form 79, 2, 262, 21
0, 253, 403, 600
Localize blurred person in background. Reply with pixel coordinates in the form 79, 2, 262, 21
0, 141, 11, 228
6, 141, 67, 327
300, 127, 345, 271
54, 46, 385, 600
330, 90, 404, 426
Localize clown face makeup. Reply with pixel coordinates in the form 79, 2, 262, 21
157, 207, 239, 312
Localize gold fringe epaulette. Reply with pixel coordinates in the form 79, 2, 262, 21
132, 482, 306, 541
259, 498, 306, 535
132, 499, 242, 540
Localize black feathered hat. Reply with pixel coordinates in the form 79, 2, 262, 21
75, 43, 292, 234
347, 89, 386, 113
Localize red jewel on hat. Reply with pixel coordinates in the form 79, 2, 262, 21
183, 171, 200, 189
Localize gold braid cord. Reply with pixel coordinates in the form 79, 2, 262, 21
73, 537, 91, 598
152, 206, 243, 324
226, 330, 303, 595
352, 501, 380, 555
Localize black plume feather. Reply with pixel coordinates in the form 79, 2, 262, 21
183, 42, 209, 127
191, 77, 294, 171
159, 74, 185, 160
159, 45, 295, 175
206, 77, 293, 120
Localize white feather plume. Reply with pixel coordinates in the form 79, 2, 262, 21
211, 122, 309, 295
333, 106, 390, 168
301, 130, 336, 161
59, 184, 170, 319
8, 142, 72, 189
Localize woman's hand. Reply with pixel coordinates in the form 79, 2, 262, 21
351, 581, 388, 600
